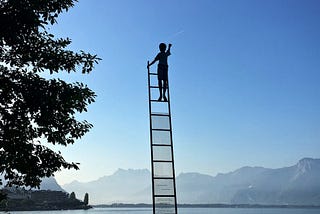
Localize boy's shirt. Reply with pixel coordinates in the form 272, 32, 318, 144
155, 50, 171, 66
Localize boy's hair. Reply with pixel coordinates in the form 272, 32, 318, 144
159, 43, 166, 52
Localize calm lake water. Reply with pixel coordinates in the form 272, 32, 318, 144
5, 207, 320, 214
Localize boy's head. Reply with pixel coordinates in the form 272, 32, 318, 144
159, 43, 166, 52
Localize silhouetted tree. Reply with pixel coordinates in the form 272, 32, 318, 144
69, 192, 76, 200
0, 0, 100, 194
83, 193, 89, 205
0, 191, 7, 202
0, 197, 8, 209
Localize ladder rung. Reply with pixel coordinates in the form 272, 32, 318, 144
150, 86, 168, 89
151, 112, 169, 115
153, 177, 174, 179
151, 113, 169, 116
152, 128, 171, 131
153, 160, 173, 163
154, 195, 176, 197
152, 144, 172, 146
149, 72, 157, 75
150, 99, 168, 102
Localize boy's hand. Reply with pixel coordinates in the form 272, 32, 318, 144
169, 44, 172, 47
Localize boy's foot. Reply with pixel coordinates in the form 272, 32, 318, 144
157, 97, 162, 101
163, 96, 167, 102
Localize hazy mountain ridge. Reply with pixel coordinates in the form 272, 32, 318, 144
63, 168, 150, 204
61, 158, 320, 205
0, 176, 65, 192
40, 177, 66, 192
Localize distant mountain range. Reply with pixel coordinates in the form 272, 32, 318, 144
177, 158, 320, 205
62, 169, 150, 204
55, 158, 320, 205
0, 176, 65, 192
2, 158, 319, 205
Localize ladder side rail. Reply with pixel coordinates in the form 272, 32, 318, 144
166, 76, 178, 214
147, 61, 156, 214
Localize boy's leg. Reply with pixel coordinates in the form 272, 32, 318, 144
158, 79, 163, 101
163, 80, 167, 101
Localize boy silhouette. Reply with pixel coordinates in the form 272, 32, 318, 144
148, 43, 172, 101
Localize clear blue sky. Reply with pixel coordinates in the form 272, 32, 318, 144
50, 0, 320, 185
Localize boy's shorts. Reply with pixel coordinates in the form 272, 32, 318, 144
157, 64, 168, 81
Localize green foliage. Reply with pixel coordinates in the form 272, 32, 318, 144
83, 193, 89, 205
0, 0, 100, 190
69, 192, 76, 200
0, 190, 7, 202
0, 198, 8, 209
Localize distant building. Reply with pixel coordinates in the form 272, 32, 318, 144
3, 187, 30, 200
31, 190, 68, 203
1, 188, 90, 211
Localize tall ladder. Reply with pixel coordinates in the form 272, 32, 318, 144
147, 62, 178, 214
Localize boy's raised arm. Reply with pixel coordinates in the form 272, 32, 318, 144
148, 58, 157, 67
167, 43, 172, 55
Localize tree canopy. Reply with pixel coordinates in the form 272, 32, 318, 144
69, 192, 76, 200
83, 192, 89, 205
0, 0, 100, 189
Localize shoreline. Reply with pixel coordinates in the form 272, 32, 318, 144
94, 203, 320, 209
